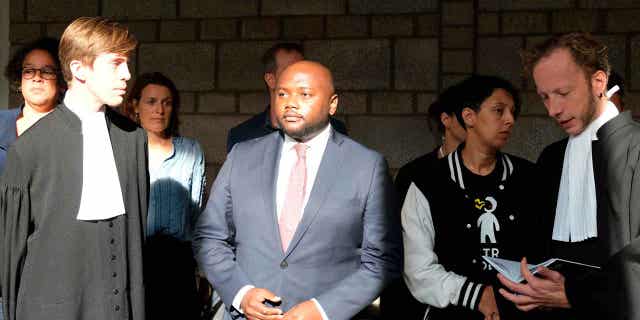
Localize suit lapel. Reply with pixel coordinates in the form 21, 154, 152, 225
260, 132, 284, 252
284, 130, 344, 257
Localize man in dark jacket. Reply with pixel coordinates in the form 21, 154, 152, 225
226, 43, 346, 153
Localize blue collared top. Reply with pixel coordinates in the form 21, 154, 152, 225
147, 136, 206, 242
0, 107, 21, 174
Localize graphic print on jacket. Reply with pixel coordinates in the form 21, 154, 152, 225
402, 147, 542, 320
418, 149, 537, 279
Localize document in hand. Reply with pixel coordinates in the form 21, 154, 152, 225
482, 256, 600, 283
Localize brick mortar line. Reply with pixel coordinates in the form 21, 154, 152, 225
389, 37, 396, 90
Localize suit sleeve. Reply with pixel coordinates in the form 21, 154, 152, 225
401, 183, 484, 311
563, 151, 640, 319
0, 149, 30, 320
192, 147, 252, 312
315, 155, 402, 320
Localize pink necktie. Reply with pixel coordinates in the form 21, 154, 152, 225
279, 143, 308, 252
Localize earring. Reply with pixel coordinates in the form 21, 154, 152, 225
598, 92, 604, 98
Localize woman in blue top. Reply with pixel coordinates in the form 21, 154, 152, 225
0, 37, 65, 173
124, 72, 206, 319
125, 72, 206, 241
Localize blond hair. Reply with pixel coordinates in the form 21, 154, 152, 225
59, 17, 137, 82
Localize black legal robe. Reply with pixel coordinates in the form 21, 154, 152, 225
0, 104, 148, 320
537, 111, 640, 320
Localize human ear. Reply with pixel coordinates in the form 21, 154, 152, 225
440, 112, 450, 128
441, 112, 461, 130
69, 60, 86, 82
264, 72, 276, 89
461, 107, 475, 128
591, 70, 607, 98
328, 94, 338, 116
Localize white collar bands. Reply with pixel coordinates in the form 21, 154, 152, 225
63, 94, 126, 221
552, 101, 619, 242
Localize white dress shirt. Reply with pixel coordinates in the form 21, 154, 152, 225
275, 124, 331, 219
232, 124, 332, 319
64, 93, 125, 221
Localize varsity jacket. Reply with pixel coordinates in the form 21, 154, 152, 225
402, 147, 542, 320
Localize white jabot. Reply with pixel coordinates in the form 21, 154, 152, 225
553, 101, 619, 242
64, 94, 126, 221
276, 124, 331, 219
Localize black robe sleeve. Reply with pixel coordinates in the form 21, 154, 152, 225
0, 149, 30, 320
563, 153, 640, 320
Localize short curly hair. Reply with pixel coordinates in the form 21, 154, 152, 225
4, 37, 66, 93
521, 32, 610, 81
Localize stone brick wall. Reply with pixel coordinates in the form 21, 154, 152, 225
8, 0, 640, 183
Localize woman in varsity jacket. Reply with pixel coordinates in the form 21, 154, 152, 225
402, 75, 543, 320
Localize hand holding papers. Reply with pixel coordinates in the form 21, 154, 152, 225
493, 257, 599, 311
483, 257, 537, 283
483, 256, 600, 283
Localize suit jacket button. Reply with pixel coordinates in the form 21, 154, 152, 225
280, 261, 288, 269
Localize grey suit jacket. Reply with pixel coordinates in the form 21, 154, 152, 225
193, 129, 401, 320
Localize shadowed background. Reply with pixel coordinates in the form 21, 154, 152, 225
6, 0, 640, 187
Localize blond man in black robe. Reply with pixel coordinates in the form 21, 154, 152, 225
0, 17, 148, 320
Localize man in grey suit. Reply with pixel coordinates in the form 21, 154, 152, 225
193, 60, 401, 320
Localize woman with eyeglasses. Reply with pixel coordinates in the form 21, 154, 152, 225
0, 37, 65, 320
0, 37, 65, 173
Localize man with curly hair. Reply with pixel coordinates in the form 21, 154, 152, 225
498, 32, 640, 320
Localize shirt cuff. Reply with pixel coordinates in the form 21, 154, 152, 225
312, 298, 329, 320
232, 285, 255, 313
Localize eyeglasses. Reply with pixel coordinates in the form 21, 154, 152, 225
22, 67, 58, 80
